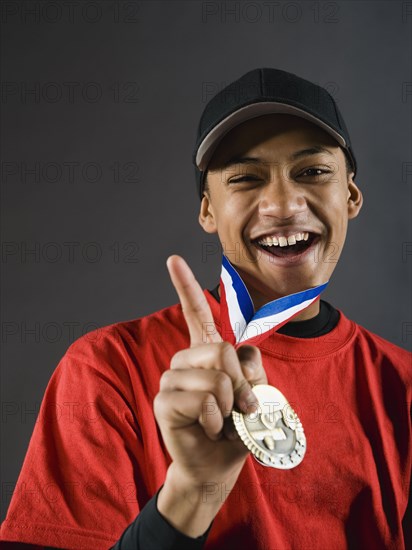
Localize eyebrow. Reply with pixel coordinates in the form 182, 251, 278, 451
222, 146, 334, 168
289, 145, 334, 161
222, 156, 262, 168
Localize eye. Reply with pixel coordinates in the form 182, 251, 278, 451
228, 175, 262, 184
298, 167, 332, 178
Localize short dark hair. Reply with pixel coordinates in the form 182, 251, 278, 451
344, 153, 354, 176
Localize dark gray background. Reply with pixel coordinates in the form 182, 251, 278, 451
1, 0, 411, 521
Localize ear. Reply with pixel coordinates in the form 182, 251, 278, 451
347, 175, 363, 220
198, 192, 218, 234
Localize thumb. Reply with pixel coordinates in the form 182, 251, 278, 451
237, 345, 267, 386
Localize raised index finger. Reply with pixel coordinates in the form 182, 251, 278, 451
166, 255, 222, 346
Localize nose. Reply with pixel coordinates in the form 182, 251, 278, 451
258, 172, 307, 219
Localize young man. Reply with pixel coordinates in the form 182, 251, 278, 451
1, 68, 411, 549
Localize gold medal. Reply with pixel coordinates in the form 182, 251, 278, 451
232, 384, 306, 469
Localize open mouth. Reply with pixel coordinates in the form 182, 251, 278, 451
252, 232, 319, 260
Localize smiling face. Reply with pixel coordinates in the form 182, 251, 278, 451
199, 114, 363, 314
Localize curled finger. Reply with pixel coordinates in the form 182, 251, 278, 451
154, 390, 225, 441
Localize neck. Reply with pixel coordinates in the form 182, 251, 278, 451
217, 285, 321, 322
287, 299, 321, 321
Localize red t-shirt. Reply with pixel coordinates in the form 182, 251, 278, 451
1, 291, 411, 549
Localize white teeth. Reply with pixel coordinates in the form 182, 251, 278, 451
257, 231, 312, 247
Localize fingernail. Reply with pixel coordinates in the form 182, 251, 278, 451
227, 427, 239, 441
244, 363, 257, 379
241, 389, 258, 414
223, 421, 239, 441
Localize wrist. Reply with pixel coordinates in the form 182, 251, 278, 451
157, 463, 237, 538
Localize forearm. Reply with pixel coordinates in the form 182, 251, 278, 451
110, 486, 211, 550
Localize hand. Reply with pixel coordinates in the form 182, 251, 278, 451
154, 255, 267, 537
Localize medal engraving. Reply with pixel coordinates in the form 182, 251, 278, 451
232, 384, 306, 469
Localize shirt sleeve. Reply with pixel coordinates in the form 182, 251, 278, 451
109, 489, 211, 550
0, 327, 168, 549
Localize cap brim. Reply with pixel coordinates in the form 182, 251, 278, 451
196, 102, 347, 171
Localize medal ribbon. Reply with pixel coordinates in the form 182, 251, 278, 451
219, 254, 328, 346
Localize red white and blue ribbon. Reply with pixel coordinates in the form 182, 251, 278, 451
219, 255, 328, 346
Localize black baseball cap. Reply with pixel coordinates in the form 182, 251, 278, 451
193, 68, 357, 198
